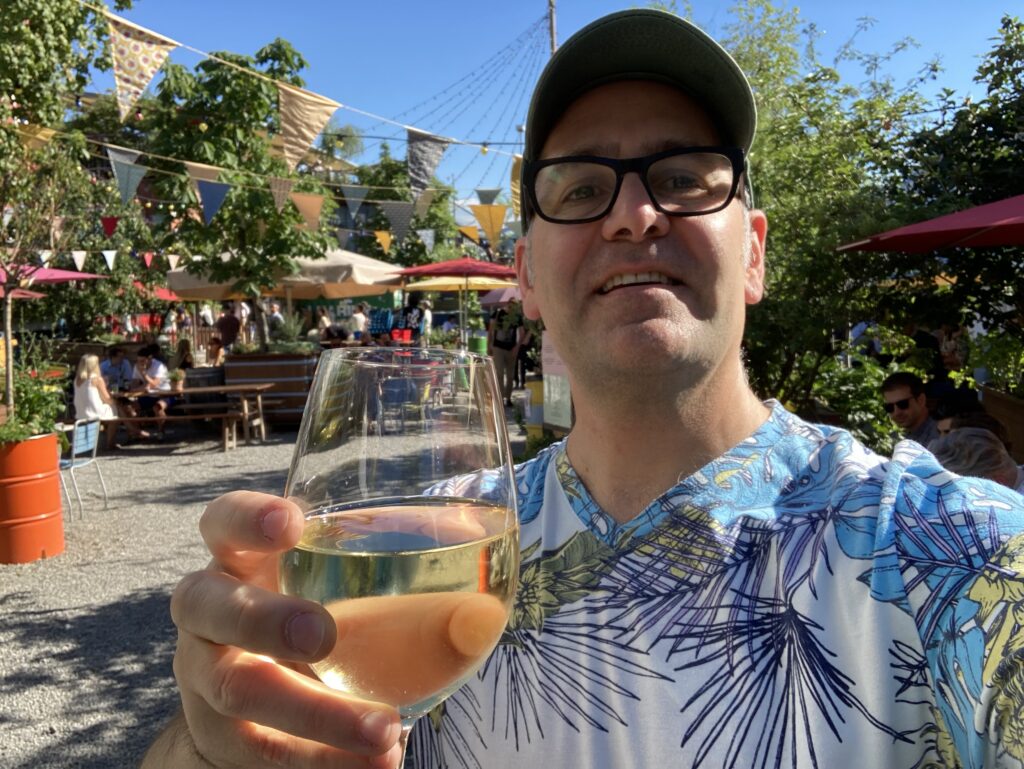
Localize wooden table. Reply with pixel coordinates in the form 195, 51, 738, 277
177, 382, 276, 443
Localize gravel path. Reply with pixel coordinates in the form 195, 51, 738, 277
0, 414, 528, 768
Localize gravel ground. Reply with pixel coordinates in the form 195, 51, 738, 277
0, 413, 527, 769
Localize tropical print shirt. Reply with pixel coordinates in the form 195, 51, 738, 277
411, 402, 1024, 769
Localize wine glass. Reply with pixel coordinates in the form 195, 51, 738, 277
279, 347, 519, 763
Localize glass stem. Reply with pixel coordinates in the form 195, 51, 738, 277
396, 722, 414, 768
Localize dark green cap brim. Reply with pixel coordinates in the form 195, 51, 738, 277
524, 9, 756, 162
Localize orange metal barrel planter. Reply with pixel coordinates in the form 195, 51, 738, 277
0, 433, 65, 564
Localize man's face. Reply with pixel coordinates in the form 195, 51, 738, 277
515, 81, 766, 385
883, 385, 928, 430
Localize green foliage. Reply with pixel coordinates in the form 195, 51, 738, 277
0, 336, 67, 441
958, 331, 1024, 399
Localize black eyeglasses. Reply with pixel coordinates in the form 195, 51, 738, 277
883, 398, 912, 413
523, 146, 745, 225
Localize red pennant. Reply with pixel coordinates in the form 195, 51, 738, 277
101, 216, 120, 237
142, 251, 154, 268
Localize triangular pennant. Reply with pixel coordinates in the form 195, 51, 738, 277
166, 253, 181, 271
196, 180, 231, 224
185, 161, 220, 202
101, 216, 120, 238
276, 83, 339, 171
475, 188, 502, 205
71, 250, 87, 271
416, 229, 435, 253
374, 230, 393, 253
142, 251, 155, 268
340, 185, 368, 219
413, 189, 435, 219
510, 155, 523, 219
107, 14, 179, 121
289, 191, 325, 231
377, 200, 415, 244
269, 177, 293, 212
18, 124, 56, 150
471, 204, 508, 246
50, 216, 65, 248
39, 250, 53, 266
108, 154, 147, 205
458, 225, 480, 244
102, 250, 117, 270
406, 129, 449, 199
2, 207, 13, 229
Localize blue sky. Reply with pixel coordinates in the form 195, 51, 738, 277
88, 1, 1014, 204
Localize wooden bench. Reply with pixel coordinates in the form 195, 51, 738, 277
104, 412, 241, 452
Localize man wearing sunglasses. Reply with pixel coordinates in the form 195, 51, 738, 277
881, 371, 940, 446
144, 9, 1024, 769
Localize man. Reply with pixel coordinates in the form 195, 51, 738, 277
268, 302, 286, 335
351, 302, 369, 337
214, 303, 241, 350
99, 346, 133, 392
123, 344, 174, 437
881, 371, 940, 446
144, 10, 1024, 769
487, 303, 520, 406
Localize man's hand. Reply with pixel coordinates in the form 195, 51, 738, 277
142, 491, 403, 769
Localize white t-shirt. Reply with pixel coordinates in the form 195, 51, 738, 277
73, 378, 115, 421
145, 360, 171, 392
351, 310, 368, 334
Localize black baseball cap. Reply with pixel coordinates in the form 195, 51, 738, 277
521, 9, 756, 221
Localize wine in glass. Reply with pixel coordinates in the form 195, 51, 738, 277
279, 348, 519, 762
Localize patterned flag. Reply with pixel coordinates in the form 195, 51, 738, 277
107, 14, 178, 121
374, 230, 393, 253
471, 204, 508, 246
289, 192, 324, 231
341, 185, 369, 219
377, 200, 415, 245
142, 251, 155, 269
510, 155, 523, 219
416, 229, 435, 253
101, 216, 120, 238
269, 177, 294, 212
166, 253, 181, 271
406, 129, 449, 199
102, 250, 117, 270
277, 83, 339, 171
107, 147, 147, 205
196, 180, 231, 224
475, 188, 502, 205
71, 251, 87, 271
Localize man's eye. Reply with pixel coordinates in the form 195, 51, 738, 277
564, 184, 599, 202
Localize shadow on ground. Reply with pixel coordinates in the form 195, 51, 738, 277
2, 587, 178, 768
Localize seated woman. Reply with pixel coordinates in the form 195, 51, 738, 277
172, 338, 195, 370
206, 336, 225, 367
73, 353, 127, 448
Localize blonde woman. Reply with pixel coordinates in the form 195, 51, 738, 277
74, 354, 128, 448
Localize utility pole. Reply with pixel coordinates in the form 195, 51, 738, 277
548, 0, 557, 54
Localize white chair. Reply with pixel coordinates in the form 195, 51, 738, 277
59, 419, 109, 518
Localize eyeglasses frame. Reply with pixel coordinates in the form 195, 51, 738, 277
523, 145, 747, 225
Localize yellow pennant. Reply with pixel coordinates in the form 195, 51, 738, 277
289, 192, 325, 231
470, 204, 507, 246
510, 155, 523, 219
458, 225, 480, 244
106, 14, 179, 121
374, 230, 393, 252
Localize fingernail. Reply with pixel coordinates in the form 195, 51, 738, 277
358, 710, 397, 748
260, 507, 289, 541
284, 612, 325, 656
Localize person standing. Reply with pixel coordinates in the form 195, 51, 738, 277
487, 305, 520, 407
214, 304, 241, 350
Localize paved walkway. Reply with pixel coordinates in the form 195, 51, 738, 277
0, 413, 528, 768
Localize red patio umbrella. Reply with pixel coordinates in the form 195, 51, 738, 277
838, 194, 1024, 253
133, 280, 180, 302
0, 265, 106, 284
0, 287, 45, 300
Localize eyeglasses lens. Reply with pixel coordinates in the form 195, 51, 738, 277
883, 398, 911, 413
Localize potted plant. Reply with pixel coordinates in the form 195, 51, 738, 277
0, 344, 69, 564
168, 368, 186, 393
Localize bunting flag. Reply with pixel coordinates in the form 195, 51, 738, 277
406, 129, 449, 199
374, 230, 393, 253
185, 161, 220, 202
416, 229, 435, 253
71, 251, 87, 271
196, 180, 231, 224
458, 225, 480, 243
340, 185, 368, 219
39, 250, 53, 266
510, 155, 523, 219
50, 217, 65, 248
220, 252, 232, 262
475, 188, 502, 205
19, 124, 56, 150
107, 14, 179, 121
101, 216, 120, 238
166, 253, 181, 271
377, 200, 414, 244
107, 147, 147, 205
269, 177, 293, 212
102, 250, 117, 270
2, 207, 13, 229
276, 83, 339, 171
289, 191, 325, 231
142, 251, 154, 268
413, 189, 435, 218
471, 204, 508, 245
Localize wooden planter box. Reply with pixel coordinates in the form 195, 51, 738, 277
980, 386, 1024, 464
223, 352, 319, 425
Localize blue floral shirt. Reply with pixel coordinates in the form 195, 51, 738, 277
411, 402, 1024, 768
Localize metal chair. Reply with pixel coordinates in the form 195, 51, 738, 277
59, 419, 109, 518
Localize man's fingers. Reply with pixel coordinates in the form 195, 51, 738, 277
199, 491, 304, 579
171, 570, 335, 662
176, 636, 402, 761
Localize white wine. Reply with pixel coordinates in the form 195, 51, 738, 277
279, 497, 518, 720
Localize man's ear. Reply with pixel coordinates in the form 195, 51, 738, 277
744, 208, 768, 306
515, 236, 542, 320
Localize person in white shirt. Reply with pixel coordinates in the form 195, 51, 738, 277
350, 302, 369, 337
129, 344, 174, 437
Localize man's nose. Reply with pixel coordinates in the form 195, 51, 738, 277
600, 172, 670, 242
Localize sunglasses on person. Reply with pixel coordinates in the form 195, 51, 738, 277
883, 398, 913, 413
